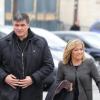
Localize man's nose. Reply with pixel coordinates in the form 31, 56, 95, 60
17, 26, 22, 29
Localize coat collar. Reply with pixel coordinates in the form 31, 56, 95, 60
5, 28, 39, 43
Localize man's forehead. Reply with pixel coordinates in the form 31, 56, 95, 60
13, 20, 28, 25
13, 20, 27, 23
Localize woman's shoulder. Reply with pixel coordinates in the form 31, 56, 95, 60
58, 61, 63, 65
83, 58, 95, 65
58, 61, 70, 68
58, 61, 67, 67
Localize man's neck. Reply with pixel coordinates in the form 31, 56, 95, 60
19, 33, 28, 41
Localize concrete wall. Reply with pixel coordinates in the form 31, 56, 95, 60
59, 0, 74, 25
79, 0, 96, 27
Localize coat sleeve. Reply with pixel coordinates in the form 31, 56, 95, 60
0, 41, 8, 82
31, 38, 54, 84
56, 61, 64, 83
89, 59, 100, 92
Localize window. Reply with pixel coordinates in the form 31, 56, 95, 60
37, 0, 56, 13
5, 0, 60, 30
5, 0, 11, 12
17, 0, 33, 12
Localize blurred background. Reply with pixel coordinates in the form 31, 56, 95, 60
0, 0, 100, 31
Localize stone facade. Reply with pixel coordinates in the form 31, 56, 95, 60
60, 0, 100, 30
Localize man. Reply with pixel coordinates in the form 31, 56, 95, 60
70, 20, 80, 31
0, 13, 54, 100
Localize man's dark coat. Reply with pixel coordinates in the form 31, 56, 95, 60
0, 28, 54, 100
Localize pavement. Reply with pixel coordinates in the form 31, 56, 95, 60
43, 92, 47, 100
93, 80, 100, 100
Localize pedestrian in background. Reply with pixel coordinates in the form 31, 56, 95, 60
46, 39, 100, 100
0, 13, 54, 100
70, 20, 80, 31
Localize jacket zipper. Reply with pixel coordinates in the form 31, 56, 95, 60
21, 52, 24, 78
17, 41, 29, 79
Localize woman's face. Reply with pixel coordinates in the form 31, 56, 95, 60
71, 43, 84, 61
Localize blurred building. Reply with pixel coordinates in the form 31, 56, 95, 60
1, 0, 100, 31
0, 0, 5, 25
60, 0, 100, 30
4, 0, 65, 31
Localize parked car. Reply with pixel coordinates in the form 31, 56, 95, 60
90, 20, 100, 33
54, 31, 100, 71
0, 26, 95, 91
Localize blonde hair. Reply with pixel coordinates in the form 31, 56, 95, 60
63, 39, 85, 64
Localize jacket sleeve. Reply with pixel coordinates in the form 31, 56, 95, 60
0, 41, 8, 82
89, 59, 100, 92
31, 39, 54, 84
56, 61, 64, 83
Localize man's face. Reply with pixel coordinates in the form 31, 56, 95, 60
13, 20, 29, 39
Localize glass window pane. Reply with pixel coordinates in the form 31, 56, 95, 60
5, 0, 11, 12
17, 0, 33, 12
37, 0, 56, 13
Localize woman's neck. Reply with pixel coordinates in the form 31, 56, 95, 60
72, 59, 82, 66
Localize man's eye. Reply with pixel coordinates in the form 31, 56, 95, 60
14, 24, 26, 27
21, 24, 26, 27
15, 24, 19, 27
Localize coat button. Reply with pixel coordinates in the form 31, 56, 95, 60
33, 50, 36, 53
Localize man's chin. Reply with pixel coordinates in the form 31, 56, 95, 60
16, 33, 24, 37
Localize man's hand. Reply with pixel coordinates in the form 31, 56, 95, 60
5, 74, 19, 89
18, 76, 33, 89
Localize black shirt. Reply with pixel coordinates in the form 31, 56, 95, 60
74, 66, 79, 100
13, 29, 33, 52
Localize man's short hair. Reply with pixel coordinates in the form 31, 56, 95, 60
13, 13, 30, 24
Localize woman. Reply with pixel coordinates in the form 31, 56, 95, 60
46, 39, 100, 100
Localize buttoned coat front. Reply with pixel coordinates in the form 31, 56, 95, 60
56, 59, 100, 100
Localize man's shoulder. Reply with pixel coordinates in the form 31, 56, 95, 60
0, 32, 13, 47
32, 33, 47, 44
0, 32, 12, 42
29, 28, 47, 44
31, 33, 48, 48
34, 34, 46, 41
